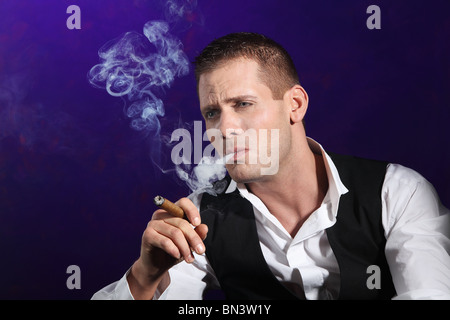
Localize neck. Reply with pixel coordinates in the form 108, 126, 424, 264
246, 139, 329, 237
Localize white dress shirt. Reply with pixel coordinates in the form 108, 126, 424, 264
92, 138, 450, 300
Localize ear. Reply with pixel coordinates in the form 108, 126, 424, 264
286, 85, 308, 124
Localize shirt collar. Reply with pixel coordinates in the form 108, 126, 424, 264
224, 137, 349, 219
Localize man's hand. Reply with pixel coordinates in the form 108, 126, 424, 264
127, 197, 208, 299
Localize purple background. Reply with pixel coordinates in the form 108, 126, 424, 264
0, 0, 449, 299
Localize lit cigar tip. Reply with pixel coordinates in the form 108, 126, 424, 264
154, 195, 165, 206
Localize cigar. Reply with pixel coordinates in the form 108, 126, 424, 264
153, 195, 186, 219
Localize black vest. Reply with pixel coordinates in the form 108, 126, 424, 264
200, 153, 397, 300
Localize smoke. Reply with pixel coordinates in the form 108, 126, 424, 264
175, 155, 228, 195
164, 0, 202, 28
88, 2, 226, 195
88, 20, 189, 134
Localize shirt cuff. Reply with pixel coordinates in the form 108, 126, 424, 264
152, 273, 171, 300
91, 268, 134, 300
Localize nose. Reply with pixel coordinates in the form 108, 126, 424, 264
217, 109, 244, 139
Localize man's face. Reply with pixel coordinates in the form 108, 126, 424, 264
198, 58, 292, 183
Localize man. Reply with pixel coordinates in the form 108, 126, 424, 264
92, 32, 450, 300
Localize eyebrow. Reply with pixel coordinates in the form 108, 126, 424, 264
224, 95, 258, 104
201, 94, 258, 110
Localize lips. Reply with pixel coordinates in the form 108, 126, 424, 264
224, 148, 248, 162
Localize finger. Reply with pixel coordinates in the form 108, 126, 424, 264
195, 224, 208, 241
175, 197, 201, 226
142, 224, 181, 260
151, 210, 205, 255
147, 220, 193, 263
156, 221, 195, 263
163, 217, 205, 255
152, 208, 172, 221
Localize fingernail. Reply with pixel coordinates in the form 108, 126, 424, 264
195, 243, 205, 254
186, 253, 195, 263
193, 217, 200, 226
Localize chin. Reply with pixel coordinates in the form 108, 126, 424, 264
226, 163, 264, 184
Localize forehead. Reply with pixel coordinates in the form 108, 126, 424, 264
198, 58, 270, 105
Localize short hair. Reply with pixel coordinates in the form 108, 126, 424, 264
194, 32, 300, 100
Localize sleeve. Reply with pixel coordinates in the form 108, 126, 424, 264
381, 164, 450, 300
91, 253, 219, 300
91, 268, 134, 300
91, 191, 220, 300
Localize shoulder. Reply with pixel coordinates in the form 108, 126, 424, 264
384, 163, 429, 186
383, 163, 435, 202
382, 163, 448, 232
327, 152, 388, 177
326, 152, 388, 194
327, 152, 388, 170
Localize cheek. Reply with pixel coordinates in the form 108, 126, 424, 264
252, 110, 272, 128
255, 108, 289, 144
257, 102, 288, 127
206, 128, 225, 156
250, 106, 288, 152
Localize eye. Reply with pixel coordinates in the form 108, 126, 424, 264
237, 101, 252, 108
204, 109, 219, 120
